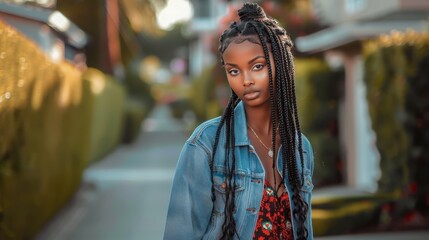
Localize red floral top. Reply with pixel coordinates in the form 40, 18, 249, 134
253, 180, 293, 240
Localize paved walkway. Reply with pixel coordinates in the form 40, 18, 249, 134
36, 104, 188, 240
36, 104, 429, 240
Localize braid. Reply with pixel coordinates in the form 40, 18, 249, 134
269, 22, 310, 240
255, 17, 309, 240
285, 48, 306, 186
278, 42, 309, 236
211, 95, 235, 202
264, 19, 309, 240
222, 92, 239, 239
212, 91, 240, 240
258, 22, 298, 187
222, 93, 233, 238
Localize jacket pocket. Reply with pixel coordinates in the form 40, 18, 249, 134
213, 170, 245, 193
211, 169, 246, 215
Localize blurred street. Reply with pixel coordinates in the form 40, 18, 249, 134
35, 104, 429, 240
36, 104, 188, 240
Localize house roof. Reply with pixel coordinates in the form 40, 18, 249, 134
295, 17, 429, 53
295, 20, 429, 53
0, 2, 87, 48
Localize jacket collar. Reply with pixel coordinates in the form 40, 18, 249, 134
233, 101, 250, 146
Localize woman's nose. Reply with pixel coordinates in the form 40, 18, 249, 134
242, 73, 254, 86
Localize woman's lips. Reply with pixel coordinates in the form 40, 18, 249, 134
243, 90, 260, 100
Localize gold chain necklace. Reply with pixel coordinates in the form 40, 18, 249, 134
247, 125, 274, 158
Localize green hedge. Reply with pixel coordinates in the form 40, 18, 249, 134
188, 64, 217, 123
312, 192, 393, 236
83, 68, 125, 162
295, 58, 343, 187
364, 31, 429, 215
0, 80, 93, 240
121, 97, 148, 143
188, 64, 229, 125
0, 21, 126, 239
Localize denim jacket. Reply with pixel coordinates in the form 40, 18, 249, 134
164, 101, 314, 240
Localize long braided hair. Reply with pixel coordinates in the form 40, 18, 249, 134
211, 3, 308, 240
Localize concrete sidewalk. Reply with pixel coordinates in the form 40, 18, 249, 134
36, 104, 188, 240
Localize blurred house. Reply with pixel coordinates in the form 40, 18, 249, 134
296, 0, 429, 193
0, 1, 87, 64
295, 0, 429, 235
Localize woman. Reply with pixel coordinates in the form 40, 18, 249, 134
164, 3, 314, 240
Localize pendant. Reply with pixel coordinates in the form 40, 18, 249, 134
268, 149, 273, 158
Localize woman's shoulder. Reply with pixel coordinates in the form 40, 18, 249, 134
187, 116, 222, 146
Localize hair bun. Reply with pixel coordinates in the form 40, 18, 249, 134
238, 3, 266, 22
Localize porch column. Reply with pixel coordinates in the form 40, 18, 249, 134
342, 52, 380, 191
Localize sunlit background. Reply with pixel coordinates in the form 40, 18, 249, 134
0, 0, 428, 239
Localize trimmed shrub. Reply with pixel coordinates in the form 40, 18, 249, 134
0, 21, 126, 239
295, 58, 343, 187
364, 31, 429, 196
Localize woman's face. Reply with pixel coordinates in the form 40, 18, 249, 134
222, 39, 274, 109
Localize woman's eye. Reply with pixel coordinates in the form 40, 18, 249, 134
228, 69, 239, 76
253, 63, 264, 71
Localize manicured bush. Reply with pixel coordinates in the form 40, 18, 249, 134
82, 68, 126, 162
188, 64, 216, 123
295, 58, 343, 187
364, 31, 429, 200
121, 97, 148, 143
0, 21, 126, 239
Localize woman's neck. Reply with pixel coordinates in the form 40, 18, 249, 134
245, 104, 273, 135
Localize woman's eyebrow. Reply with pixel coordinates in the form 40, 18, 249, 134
225, 56, 265, 67
248, 56, 265, 64
224, 62, 238, 67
